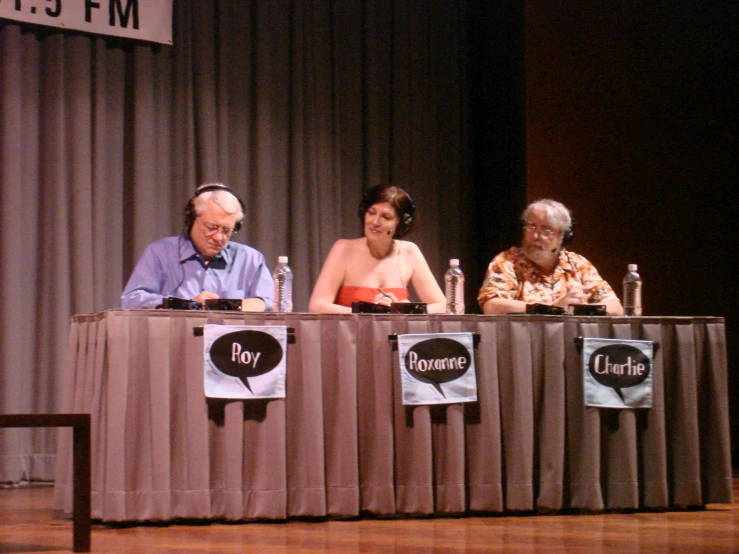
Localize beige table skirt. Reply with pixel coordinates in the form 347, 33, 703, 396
53, 310, 732, 522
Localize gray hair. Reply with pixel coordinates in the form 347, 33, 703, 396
192, 183, 244, 224
521, 198, 572, 234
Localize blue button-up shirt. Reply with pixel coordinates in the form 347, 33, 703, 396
120, 236, 274, 310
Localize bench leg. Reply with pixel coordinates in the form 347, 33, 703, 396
72, 420, 91, 552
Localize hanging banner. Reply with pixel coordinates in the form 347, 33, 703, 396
582, 337, 654, 409
203, 325, 287, 400
0, 0, 173, 45
397, 332, 477, 406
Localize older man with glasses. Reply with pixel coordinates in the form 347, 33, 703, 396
478, 198, 623, 315
121, 183, 273, 311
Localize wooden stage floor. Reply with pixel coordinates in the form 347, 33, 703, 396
1, 481, 738, 553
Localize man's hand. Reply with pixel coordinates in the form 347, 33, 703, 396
193, 291, 220, 304
241, 297, 267, 312
553, 282, 589, 309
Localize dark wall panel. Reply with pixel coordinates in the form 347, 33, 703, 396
524, 1, 737, 458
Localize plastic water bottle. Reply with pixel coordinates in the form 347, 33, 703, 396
272, 256, 293, 313
444, 259, 465, 314
622, 263, 642, 316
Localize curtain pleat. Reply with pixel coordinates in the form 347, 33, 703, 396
0, 1, 469, 482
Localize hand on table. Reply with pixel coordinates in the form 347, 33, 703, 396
553, 282, 590, 309
193, 291, 219, 304
373, 289, 409, 307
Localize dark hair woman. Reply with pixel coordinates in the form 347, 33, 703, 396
308, 184, 446, 313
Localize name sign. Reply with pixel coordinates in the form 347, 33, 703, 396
398, 332, 477, 405
203, 325, 287, 399
582, 337, 654, 408
1, 0, 173, 45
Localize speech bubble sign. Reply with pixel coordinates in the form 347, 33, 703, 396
209, 330, 283, 392
587, 343, 651, 401
403, 337, 472, 397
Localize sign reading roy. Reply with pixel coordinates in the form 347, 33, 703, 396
204, 325, 288, 399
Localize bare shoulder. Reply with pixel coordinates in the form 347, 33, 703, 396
329, 238, 359, 255
398, 240, 424, 258
324, 238, 365, 269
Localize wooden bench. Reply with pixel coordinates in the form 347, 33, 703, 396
0, 414, 91, 552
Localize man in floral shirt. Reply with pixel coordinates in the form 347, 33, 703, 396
478, 199, 623, 315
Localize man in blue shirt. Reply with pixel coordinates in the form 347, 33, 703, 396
121, 184, 274, 311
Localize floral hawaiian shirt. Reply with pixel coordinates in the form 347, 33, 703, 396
477, 247, 617, 308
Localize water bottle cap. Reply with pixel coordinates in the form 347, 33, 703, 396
628, 263, 638, 272
449, 259, 459, 267
278, 256, 288, 264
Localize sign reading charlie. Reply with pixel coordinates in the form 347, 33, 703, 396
203, 325, 287, 399
0, 0, 173, 45
398, 332, 477, 405
582, 337, 654, 409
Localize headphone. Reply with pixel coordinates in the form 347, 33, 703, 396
357, 188, 416, 238
520, 213, 575, 250
183, 184, 246, 234
561, 216, 575, 247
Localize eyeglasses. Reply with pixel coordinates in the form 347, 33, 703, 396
522, 221, 558, 239
200, 220, 236, 238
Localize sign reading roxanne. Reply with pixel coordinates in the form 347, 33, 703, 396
398, 332, 477, 405
582, 337, 654, 409
203, 325, 287, 399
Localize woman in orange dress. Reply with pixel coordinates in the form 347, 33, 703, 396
308, 184, 446, 314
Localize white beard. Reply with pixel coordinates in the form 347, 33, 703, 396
524, 244, 557, 266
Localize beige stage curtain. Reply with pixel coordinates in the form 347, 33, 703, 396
0, 0, 470, 482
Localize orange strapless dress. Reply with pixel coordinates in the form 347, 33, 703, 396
335, 286, 410, 308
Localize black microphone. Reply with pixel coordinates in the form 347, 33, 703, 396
387, 230, 392, 235
551, 247, 558, 253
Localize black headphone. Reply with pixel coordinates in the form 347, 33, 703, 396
183, 184, 246, 234
520, 213, 575, 249
357, 188, 416, 238
561, 216, 575, 247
